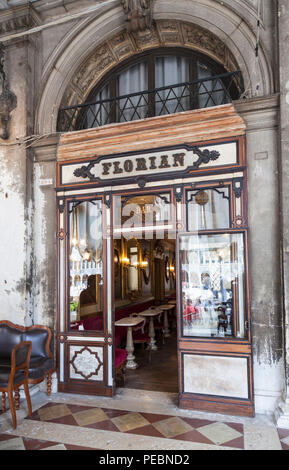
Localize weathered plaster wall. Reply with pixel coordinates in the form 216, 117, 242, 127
276, 0, 289, 427
32, 149, 57, 328
0, 40, 34, 326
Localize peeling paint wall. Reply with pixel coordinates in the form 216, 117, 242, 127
0, 40, 33, 326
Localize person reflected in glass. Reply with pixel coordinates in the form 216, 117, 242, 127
79, 274, 96, 306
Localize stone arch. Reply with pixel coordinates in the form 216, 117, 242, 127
35, 1, 274, 135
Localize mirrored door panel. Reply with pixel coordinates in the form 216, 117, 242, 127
179, 232, 247, 339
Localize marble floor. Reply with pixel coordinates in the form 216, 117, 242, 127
0, 388, 288, 450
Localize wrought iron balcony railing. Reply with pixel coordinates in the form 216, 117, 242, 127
57, 70, 243, 132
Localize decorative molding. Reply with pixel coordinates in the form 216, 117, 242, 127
191, 147, 220, 169
57, 199, 65, 213
104, 192, 112, 209
232, 216, 246, 228
0, 4, 41, 38
0, 43, 16, 139
59, 19, 240, 116
232, 177, 243, 198
137, 177, 147, 189
121, 0, 153, 33
73, 161, 96, 180
174, 185, 183, 203
57, 229, 66, 240
70, 345, 104, 381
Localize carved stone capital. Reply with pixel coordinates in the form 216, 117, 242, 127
0, 5, 41, 39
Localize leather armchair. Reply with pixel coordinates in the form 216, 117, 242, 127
0, 321, 55, 400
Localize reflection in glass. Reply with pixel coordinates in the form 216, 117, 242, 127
69, 200, 104, 331
180, 233, 246, 339
187, 188, 230, 231
114, 193, 171, 228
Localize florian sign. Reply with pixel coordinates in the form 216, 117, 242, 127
59, 142, 238, 188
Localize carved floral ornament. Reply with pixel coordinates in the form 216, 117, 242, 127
59, 19, 239, 115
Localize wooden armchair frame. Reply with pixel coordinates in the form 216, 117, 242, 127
0, 341, 32, 429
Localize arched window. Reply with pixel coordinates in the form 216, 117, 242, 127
60, 48, 243, 131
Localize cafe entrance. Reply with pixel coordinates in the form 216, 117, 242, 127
56, 106, 254, 417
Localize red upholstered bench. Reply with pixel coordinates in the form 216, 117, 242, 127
115, 348, 127, 385
72, 299, 155, 348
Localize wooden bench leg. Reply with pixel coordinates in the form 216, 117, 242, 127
2, 392, 6, 412
14, 388, 20, 410
47, 372, 52, 396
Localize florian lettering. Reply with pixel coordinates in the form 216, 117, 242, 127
101, 151, 186, 178
159, 155, 171, 169
124, 160, 133, 172
113, 161, 123, 174
102, 162, 112, 175
173, 152, 185, 167
149, 156, 157, 169
136, 158, 147, 171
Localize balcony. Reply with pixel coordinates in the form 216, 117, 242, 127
57, 71, 243, 133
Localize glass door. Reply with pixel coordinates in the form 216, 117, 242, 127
177, 229, 254, 417
57, 195, 114, 396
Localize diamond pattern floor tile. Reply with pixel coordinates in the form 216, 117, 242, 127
73, 408, 108, 427
152, 416, 193, 438
0, 401, 284, 450
196, 422, 242, 445
111, 412, 150, 432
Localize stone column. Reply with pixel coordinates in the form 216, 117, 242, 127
235, 95, 284, 416
276, 0, 289, 428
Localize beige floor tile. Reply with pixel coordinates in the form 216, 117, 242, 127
41, 444, 67, 450
0, 437, 25, 450
73, 408, 108, 426
111, 412, 150, 432
38, 404, 72, 421
153, 416, 192, 438
197, 422, 242, 445
243, 423, 282, 450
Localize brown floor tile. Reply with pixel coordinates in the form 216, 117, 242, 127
0, 434, 16, 442
101, 408, 130, 418
174, 429, 214, 445
85, 419, 119, 432
222, 436, 245, 449
140, 412, 174, 423
181, 417, 214, 428
65, 444, 99, 450
281, 442, 289, 450
66, 404, 98, 414
225, 422, 244, 434
22, 438, 59, 451
126, 424, 165, 438
47, 414, 79, 426
278, 428, 289, 439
